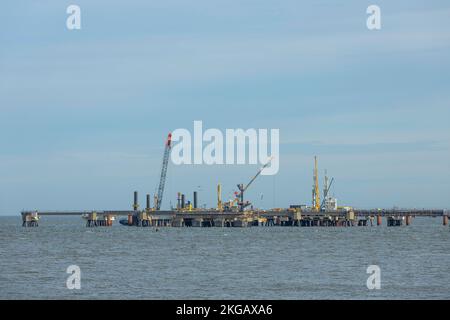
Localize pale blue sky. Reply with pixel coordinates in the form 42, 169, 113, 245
1, 1, 449, 214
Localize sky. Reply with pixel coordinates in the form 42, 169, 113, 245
1, 1, 449, 214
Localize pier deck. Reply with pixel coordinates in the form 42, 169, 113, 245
20, 208, 448, 228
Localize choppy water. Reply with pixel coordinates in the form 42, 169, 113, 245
0, 216, 449, 299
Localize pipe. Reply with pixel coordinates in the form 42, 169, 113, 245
133, 191, 139, 211
181, 194, 185, 209
193, 191, 198, 209
146, 194, 150, 211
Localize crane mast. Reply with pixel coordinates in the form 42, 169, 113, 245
313, 156, 320, 211
217, 183, 223, 211
155, 133, 172, 210
321, 177, 334, 210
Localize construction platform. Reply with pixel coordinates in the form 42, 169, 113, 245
20, 208, 449, 228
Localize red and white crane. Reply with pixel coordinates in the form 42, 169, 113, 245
155, 133, 172, 210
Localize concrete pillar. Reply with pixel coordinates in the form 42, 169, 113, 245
232, 219, 248, 227
172, 218, 184, 227
192, 218, 203, 227
443, 215, 448, 226
377, 215, 382, 226
405, 215, 411, 226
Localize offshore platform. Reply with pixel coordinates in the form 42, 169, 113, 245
21, 133, 448, 228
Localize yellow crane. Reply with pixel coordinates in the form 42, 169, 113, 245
313, 156, 320, 211
217, 183, 223, 211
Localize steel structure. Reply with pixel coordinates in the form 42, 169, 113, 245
236, 157, 273, 211
155, 133, 172, 210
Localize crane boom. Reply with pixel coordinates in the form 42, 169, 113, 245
242, 157, 273, 193
156, 133, 172, 210
320, 177, 334, 210
236, 157, 273, 211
